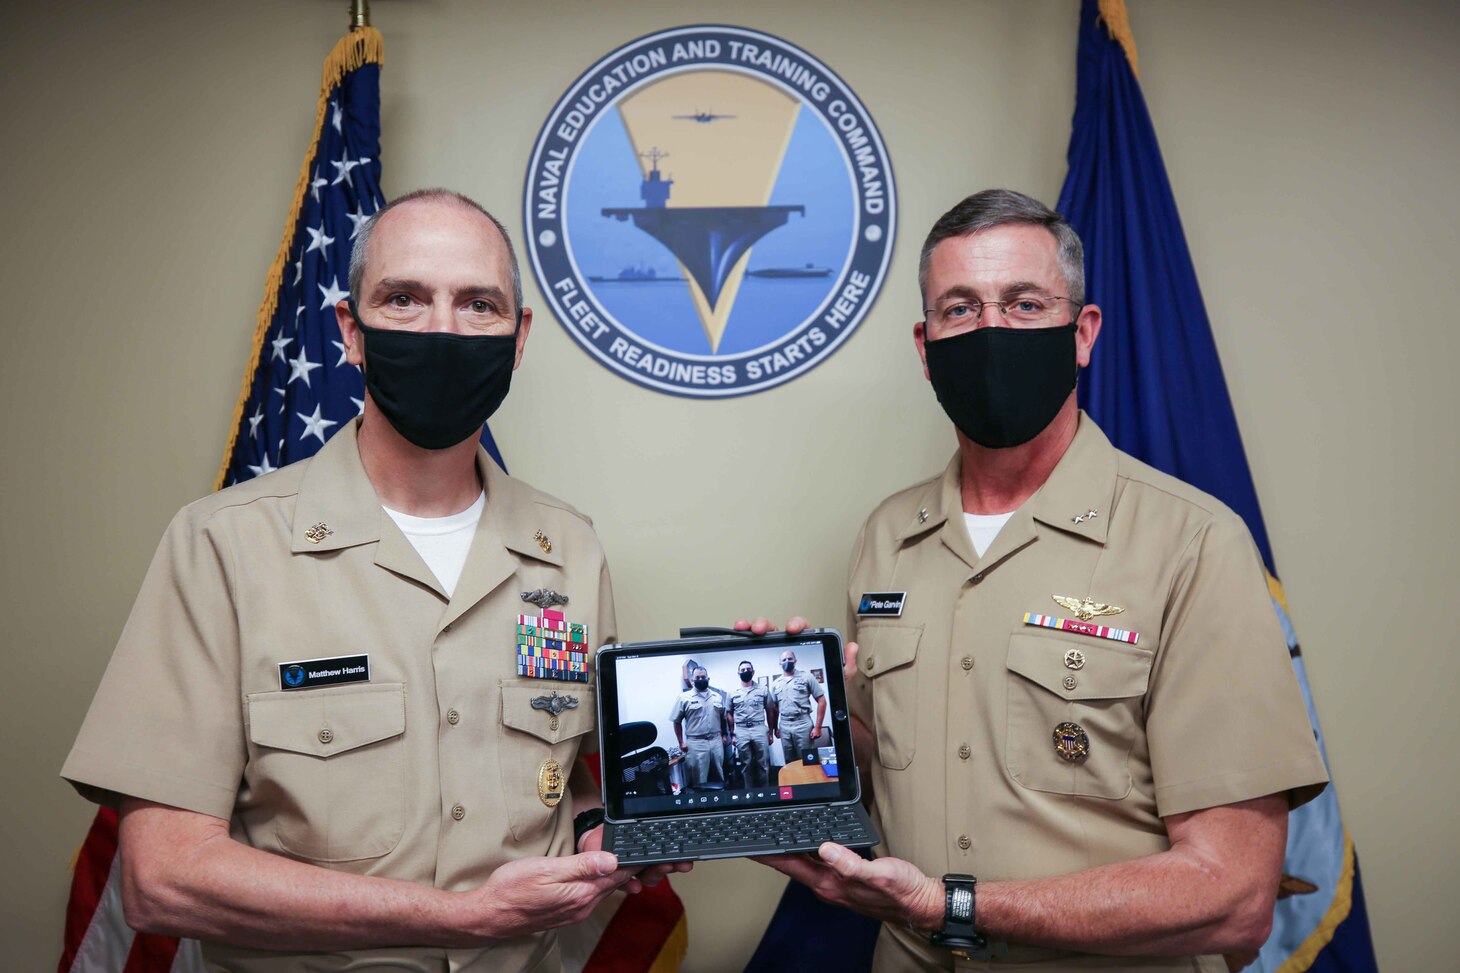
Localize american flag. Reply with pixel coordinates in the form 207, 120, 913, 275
216, 30, 383, 488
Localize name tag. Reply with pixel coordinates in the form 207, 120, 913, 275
278, 654, 371, 690
857, 591, 906, 617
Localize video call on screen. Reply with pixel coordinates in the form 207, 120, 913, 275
609, 641, 844, 816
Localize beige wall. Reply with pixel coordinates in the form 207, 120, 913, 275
3, 1, 1455, 969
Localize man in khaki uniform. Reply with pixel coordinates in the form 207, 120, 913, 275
763, 190, 1328, 972
62, 190, 683, 972
670, 665, 728, 789
772, 648, 827, 764
728, 661, 774, 788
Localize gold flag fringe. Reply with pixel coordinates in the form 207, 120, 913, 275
213, 27, 384, 492
1096, 0, 1140, 78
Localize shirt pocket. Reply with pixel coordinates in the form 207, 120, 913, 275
856, 622, 922, 771
1004, 633, 1153, 800
498, 683, 596, 841
246, 683, 406, 862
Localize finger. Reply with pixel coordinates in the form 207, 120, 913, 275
568, 850, 619, 880
816, 842, 863, 879
786, 616, 810, 634
733, 618, 752, 631
843, 641, 859, 679
749, 616, 778, 635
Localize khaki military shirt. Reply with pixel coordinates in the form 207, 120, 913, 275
728, 683, 773, 730
846, 416, 1327, 972
63, 421, 615, 973
669, 689, 725, 738
771, 670, 825, 723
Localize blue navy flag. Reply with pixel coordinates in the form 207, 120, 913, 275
1056, 2, 1378, 970
217, 26, 501, 490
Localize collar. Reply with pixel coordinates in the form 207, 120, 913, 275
291, 419, 563, 567
893, 413, 1119, 565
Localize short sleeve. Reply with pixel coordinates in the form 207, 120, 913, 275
1145, 513, 1328, 817
809, 674, 826, 700
61, 506, 247, 819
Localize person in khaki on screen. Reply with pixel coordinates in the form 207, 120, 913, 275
61, 189, 687, 972
738, 190, 1328, 972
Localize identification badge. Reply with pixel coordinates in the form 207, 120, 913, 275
278, 654, 370, 691
517, 609, 590, 682
538, 758, 566, 807
857, 591, 906, 617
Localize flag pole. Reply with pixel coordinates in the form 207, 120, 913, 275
350, 0, 370, 30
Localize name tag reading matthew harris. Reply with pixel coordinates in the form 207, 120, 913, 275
278, 654, 370, 690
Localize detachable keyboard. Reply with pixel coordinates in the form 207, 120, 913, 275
604, 803, 879, 865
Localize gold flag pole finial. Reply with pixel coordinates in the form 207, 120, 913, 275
1096, 0, 1139, 78
350, 0, 371, 30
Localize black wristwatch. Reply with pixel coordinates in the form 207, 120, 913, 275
929, 874, 990, 955
573, 808, 606, 851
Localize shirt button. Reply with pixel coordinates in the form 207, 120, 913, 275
960, 656, 974, 671
958, 744, 971, 760
317, 728, 333, 744
971, 572, 984, 584
957, 834, 971, 850
447, 709, 460, 725
865, 655, 877, 671
451, 804, 466, 821
443, 624, 453, 634
1063, 675, 1078, 691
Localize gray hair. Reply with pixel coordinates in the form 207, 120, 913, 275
348, 188, 523, 317
918, 189, 1085, 305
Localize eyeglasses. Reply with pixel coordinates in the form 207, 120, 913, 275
923, 294, 1076, 331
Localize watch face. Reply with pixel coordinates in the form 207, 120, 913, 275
949, 885, 973, 922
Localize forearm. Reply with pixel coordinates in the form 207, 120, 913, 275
944, 796, 1287, 957
971, 845, 1275, 956
119, 800, 485, 951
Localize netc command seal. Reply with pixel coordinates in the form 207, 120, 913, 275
524, 25, 896, 397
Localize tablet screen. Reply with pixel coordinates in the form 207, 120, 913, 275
597, 630, 861, 821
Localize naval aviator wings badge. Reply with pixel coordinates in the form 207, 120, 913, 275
1024, 594, 1141, 646
1051, 595, 1125, 622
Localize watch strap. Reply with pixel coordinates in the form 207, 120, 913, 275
573, 807, 606, 851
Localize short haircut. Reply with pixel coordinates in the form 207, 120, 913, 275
918, 189, 1085, 305
738, 660, 754, 669
692, 666, 708, 677
348, 188, 523, 316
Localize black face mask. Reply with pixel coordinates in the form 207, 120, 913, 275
781, 661, 795, 673
739, 669, 754, 682
693, 678, 709, 691
923, 323, 1078, 449
350, 300, 518, 450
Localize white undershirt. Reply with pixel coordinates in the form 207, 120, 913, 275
382, 492, 485, 598
964, 510, 1016, 558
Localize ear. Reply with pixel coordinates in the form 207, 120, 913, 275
1074, 303, 1102, 369
913, 319, 931, 381
512, 307, 534, 370
336, 301, 364, 367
